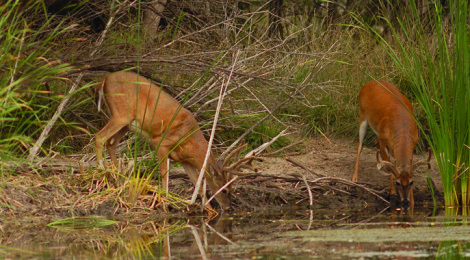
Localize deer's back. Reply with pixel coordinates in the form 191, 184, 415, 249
359, 81, 415, 134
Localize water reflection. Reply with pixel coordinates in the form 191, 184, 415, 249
186, 216, 234, 259
2, 206, 470, 259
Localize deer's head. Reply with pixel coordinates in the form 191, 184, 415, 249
377, 148, 432, 206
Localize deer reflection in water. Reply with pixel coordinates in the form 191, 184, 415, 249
158, 215, 233, 260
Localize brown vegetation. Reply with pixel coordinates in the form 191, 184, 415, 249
1, 1, 440, 217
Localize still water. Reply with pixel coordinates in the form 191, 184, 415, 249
1, 206, 470, 259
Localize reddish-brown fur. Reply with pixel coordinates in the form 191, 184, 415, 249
95, 71, 232, 211
352, 80, 430, 206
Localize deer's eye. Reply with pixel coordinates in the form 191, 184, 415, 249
395, 182, 401, 187
222, 189, 228, 194
409, 181, 414, 186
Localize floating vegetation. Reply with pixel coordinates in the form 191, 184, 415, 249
283, 225, 470, 243
47, 216, 117, 231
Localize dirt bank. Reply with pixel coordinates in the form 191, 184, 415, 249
234, 138, 441, 210
0, 138, 442, 219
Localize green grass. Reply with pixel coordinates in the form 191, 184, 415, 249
0, 1, 76, 161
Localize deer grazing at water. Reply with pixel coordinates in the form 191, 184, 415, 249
94, 71, 255, 212
352, 80, 431, 207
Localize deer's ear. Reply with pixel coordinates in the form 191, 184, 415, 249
378, 162, 393, 175
377, 161, 399, 177
210, 164, 225, 180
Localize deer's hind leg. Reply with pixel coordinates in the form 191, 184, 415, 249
106, 127, 129, 166
96, 119, 129, 168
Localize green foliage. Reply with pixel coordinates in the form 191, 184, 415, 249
218, 116, 290, 152
245, 120, 290, 151
356, 0, 470, 208
0, 0, 75, 160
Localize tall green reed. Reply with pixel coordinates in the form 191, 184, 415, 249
352, 1, 470, 208
1, 0, 75, 162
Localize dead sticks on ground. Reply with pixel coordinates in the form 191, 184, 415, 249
285, 157, 325, 178
286, 157, 389, 204
14, 155, 390, 207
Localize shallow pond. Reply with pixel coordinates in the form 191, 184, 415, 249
1, 205, 470, 259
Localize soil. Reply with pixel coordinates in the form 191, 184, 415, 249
0, 138, 442, 219
229, 137, 441, 212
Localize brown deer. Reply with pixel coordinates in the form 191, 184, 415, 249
95, 71, 254, 212
352, 80, 431, 207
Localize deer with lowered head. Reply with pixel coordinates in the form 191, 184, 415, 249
352, 80, 431, 207
94, 71, 255, 212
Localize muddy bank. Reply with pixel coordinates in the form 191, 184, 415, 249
236, 138, 442, 210
0, 138, 442, 219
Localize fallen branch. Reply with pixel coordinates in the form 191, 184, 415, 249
244, 129, 290, 157
298, 172, 313, 207
286, 157, 389, 204
308, 176, 389, 204
286, 157, 325, 178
